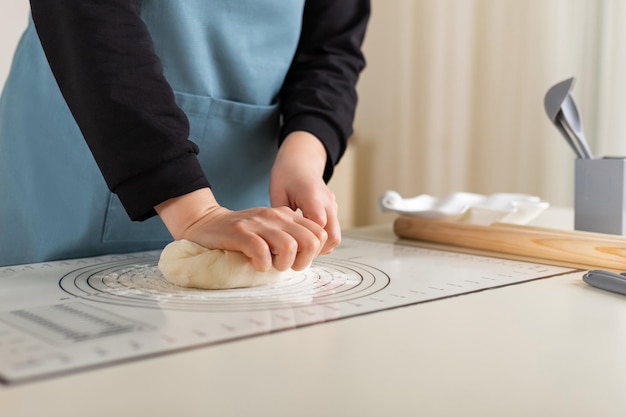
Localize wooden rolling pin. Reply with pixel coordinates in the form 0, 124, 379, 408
394, 216, 626, 270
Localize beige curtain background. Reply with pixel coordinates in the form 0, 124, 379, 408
2, 1, 626, 228
352, 0, 626, 225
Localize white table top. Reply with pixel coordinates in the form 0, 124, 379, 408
4, 209, 626, 417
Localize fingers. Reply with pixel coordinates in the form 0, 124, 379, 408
183, 206, 328, 273
320, 210, 341, 254
256, 208, 327, 271
297, 195, 341, 255
257, 221, 326, 271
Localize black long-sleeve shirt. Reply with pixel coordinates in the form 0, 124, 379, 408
29, 0, 370, 221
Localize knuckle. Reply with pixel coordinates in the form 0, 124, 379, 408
254, 258, 272, 272
291, 258, 312, 271
231, 218, 249, 233
258, 206, 290, 222
273, 259, 291, 272
326, 232, 341, 249
298, 234, 322, 253
249, 239, 269, 257
275, 237, 299, 256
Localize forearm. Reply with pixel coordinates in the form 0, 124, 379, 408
279, 0, 370, 181
29, 0, 209, 220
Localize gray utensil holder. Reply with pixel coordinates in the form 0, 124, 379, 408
575, 157, 626, 235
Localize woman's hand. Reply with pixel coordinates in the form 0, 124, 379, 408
155, 130, 341, 272
155, 188, 327, 272
270, 131, 341, 255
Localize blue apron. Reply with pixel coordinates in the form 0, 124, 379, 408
0, 0, 305, 266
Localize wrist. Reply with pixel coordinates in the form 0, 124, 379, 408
155, 188, 219, 240
278, 131, 327, 177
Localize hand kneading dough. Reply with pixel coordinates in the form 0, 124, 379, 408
158, 240, 303, 290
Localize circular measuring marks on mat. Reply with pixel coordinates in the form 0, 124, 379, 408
58, 256, 390, 312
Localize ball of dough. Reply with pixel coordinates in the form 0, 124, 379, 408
158, 240, 303, 290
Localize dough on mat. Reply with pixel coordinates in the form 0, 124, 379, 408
158, 240, 303, 290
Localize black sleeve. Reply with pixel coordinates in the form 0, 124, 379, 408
29, 0, 210, 221
279, 0, 370, 181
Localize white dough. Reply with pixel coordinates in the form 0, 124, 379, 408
158, 240, 303, 290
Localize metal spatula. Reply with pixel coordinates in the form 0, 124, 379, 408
544, 77, 594, 159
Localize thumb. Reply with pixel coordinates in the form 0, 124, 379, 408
298, 200, 328, 228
